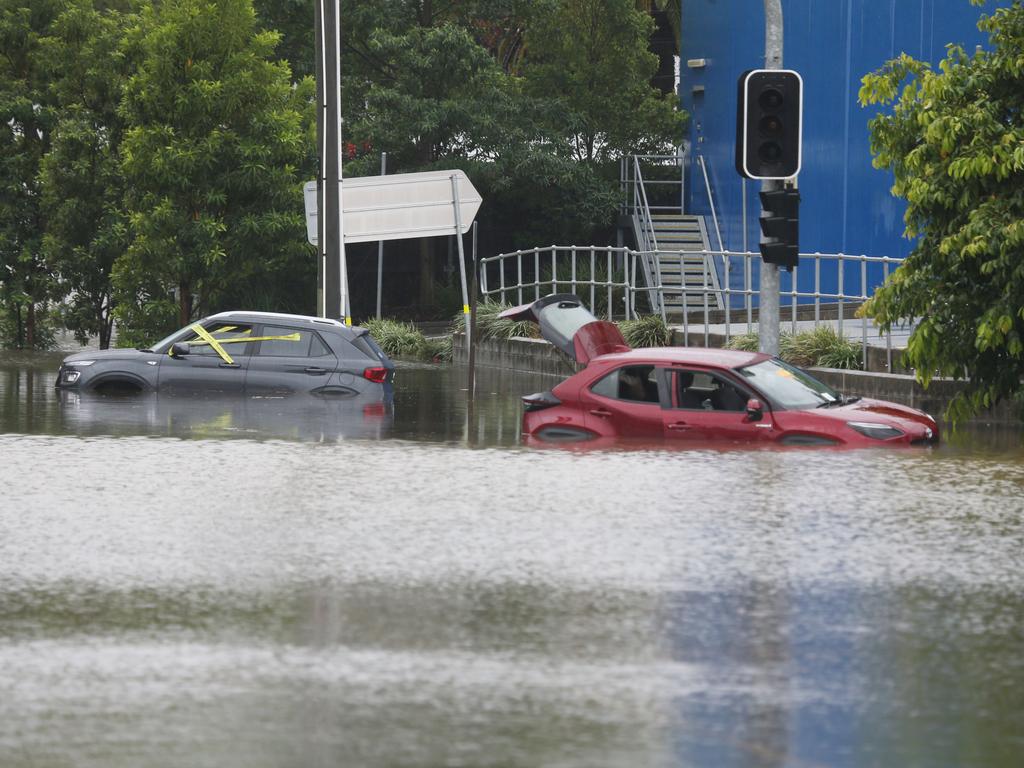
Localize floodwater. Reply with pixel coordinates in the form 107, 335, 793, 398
2, 352, 1023, 768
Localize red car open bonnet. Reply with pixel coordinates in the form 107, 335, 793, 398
499, 294, 630, 365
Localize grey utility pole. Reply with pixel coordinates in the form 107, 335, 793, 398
759, 0, 783, 355
315, 0, 348, 322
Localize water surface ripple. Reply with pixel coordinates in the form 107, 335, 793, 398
1, 356, 1022, 767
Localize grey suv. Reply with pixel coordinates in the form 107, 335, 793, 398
55, 311, 395, 397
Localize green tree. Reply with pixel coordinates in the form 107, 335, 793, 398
522, 0, 683, 163
116, 0, 315, 346
860, 0, 1024, 422
39, 0, 136, 349
0, 0, 60, 348
339, 0, 684, 298
252, 0, 314, 80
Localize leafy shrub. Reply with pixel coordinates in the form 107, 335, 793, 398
470, 299, 539, 340
618, 314, 669, 348
725, 327, 862, 369
362, 318, 429, 360
787, 326, 862, 369
724, 332, 759, 352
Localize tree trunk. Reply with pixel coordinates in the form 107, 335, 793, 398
418, 239, 435, 307
100, 313, 113, 350
13, 304, 24, 350
178, 281, 193, 327
26, 302, 36, 349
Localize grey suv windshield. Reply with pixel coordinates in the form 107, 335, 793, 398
737, 358, 840, 409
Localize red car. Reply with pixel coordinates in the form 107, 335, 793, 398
502, 294, 939, 447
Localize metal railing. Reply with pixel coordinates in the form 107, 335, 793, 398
479, 245, 907, 371
621, 153, 686, 217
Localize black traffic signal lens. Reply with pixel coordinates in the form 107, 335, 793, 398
758, 115, 782, 136
758, 142, 782, 164
759, 88, 783, 110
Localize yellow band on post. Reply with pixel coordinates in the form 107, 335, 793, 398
463, 305, 470, 314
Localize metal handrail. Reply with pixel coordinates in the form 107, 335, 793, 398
478, 245, 906, 370
632, 156, 659, 252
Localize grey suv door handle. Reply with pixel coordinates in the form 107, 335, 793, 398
667, 422, 691, 431
304, 367, 328, 375
589, 408, 612, 417
219, 362, 240, 369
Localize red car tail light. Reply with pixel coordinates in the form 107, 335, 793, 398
362, 366, 388, 384
522, 390, 561, 412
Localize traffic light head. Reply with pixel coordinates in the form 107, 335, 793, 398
736, 69, 802, 180
758, 188, 800, 269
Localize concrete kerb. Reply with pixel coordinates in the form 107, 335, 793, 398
452, 333, 1020, 426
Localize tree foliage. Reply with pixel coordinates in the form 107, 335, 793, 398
859, 0, 1024, 422
116, 0, 315, 345
40, 0, 136, 348
523, 0, 683, 163
0, 0, 684, 345
0, 0, 60, 348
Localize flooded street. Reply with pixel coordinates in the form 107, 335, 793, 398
2, 353, 1023, 767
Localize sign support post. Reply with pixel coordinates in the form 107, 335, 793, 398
376, 152, 386, 319
451, 174, 471, 353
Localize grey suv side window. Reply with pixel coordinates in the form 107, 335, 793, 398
256, 325, 331, 358
183, 322, 253, 356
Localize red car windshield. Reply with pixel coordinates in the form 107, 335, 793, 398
736, 358, 841, 409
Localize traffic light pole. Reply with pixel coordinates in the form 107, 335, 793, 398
315, 0, 349, 322
759, 0, 783, 356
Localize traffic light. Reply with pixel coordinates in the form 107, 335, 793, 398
736, 69, 802, 180
759, 188, 800, 269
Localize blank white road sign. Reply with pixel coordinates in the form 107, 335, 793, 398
303, 169, 482, 246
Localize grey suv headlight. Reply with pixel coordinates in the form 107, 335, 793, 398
848, 421, 904, 440
66, 360, 96, 366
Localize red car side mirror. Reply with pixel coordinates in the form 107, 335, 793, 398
746, 398, 764, 421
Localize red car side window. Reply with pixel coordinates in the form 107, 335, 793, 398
591, 365, 660, 404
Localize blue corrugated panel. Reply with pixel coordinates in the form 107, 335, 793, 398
679, 0, 1006, 302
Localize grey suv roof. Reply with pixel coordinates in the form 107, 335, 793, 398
207, 311, 360, 338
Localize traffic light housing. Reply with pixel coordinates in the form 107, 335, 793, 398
759, 188, 800, 269
736, 69, 802, 180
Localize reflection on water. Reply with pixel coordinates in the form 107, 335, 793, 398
1, 352, 1023, 768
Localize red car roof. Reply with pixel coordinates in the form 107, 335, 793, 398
593, 346, 771, 369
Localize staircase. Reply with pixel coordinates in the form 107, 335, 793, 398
633, 213, 724, 315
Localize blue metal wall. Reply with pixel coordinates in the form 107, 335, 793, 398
679, 0, 1007, 299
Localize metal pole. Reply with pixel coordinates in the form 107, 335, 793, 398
333, 0, 350, 325
319, 0, 341, 318
451, 174, 470, 353
315, 0, 326, 317
376, 152, 386, 319
468, 221, 478, 407
759, 0, 783, 356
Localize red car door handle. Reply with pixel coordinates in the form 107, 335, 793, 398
589, 408, 613, 417
667, 422, 691, 431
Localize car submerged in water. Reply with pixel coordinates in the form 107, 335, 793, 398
501, 294, 939, 447
55, 311, 395, 398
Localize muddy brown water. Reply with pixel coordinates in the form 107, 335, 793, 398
2, 352, 1023, 767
